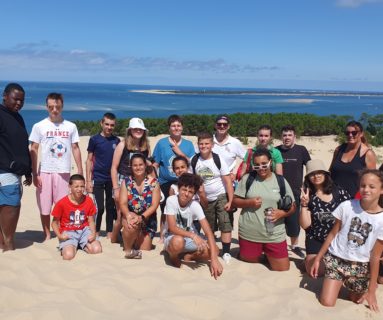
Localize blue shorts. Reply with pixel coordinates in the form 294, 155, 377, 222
0, 172, 22, 206
59, 227, 92, 250
164, 235, 199, 253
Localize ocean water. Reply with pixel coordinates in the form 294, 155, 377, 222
1, 81, 382, 133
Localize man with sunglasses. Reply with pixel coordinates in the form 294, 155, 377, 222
213, 114, 246, 182
276, 125, 311, 258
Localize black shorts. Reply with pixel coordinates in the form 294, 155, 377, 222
284, 196, 300, 238
305, 237, 323, 255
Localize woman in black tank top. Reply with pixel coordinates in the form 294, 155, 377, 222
330, 121, 376, 197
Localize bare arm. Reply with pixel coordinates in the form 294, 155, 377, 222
222, 174, 234, 210
299, 187, 312, 229
85, 152, 94, 193
110, 142, 124, 202
357, 239, 383, 312
51, 217, 69, 241
200, 217, 223, 279
72, 143, 83, 175
29, 142, 42, 188
197, 184, 208, 209
232, 194, 262, 209
87, 215, 97, 242
139, 183, 160, 222
365, 148, 377, 169
310, 219, 341, 278
275, 163, 283, 175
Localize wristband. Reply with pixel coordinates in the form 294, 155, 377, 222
301, 205, 308, 208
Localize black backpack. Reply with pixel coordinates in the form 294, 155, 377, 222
245, 172, 293, 211
190, 152, 221, 174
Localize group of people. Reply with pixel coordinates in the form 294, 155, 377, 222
1, 82, 383, 310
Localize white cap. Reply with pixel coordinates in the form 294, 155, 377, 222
128, 117, 147, 131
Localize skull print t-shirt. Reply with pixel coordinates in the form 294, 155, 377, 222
328, 199, 383, 263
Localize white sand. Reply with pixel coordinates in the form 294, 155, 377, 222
1, 135, 383, 320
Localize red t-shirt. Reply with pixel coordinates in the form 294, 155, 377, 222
51, 195, 96, 233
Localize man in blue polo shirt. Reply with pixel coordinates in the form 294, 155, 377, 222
86, 113, 120, 238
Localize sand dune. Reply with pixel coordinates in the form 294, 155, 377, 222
1, 135, 382, 320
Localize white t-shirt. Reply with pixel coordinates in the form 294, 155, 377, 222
164, 195, 205, 233
194, 154, 230, 201
213, 135, 246, 172
329, 200, 383, 263
29, 118, 80, 173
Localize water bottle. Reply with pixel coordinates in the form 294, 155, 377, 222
264, 207, 274, 234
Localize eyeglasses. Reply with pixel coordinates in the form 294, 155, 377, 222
252, 160, 271, 170
344, 130, 359, 137
309, 172, 324, 178
216, 122, 229, 128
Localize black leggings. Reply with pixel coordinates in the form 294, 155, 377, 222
93, 181, 116, 232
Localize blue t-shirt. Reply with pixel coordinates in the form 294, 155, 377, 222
152, 136, 195, 184
87, 133, 120, 182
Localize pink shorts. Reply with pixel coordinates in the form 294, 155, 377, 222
239, 238, 288, 260
36, 172, 70, 215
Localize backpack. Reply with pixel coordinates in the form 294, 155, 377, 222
245, 172, 293, 211
190, 152, 221, 174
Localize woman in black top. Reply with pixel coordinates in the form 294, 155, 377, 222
330, 121, 376, 197
300, 159, 350, 276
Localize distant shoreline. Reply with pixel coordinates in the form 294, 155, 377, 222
130, 89, 383, 97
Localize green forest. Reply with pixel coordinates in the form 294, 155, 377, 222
74, 112, 383, 146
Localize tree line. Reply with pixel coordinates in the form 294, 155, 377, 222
74, 112, 383, 146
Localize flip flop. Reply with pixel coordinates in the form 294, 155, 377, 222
125, 249, 142, 259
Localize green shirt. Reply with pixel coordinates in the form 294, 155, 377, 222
243, 145, 283, 171
235, 172, 294, 243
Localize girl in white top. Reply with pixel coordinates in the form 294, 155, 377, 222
311, 169, 383, 312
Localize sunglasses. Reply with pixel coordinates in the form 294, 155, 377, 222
252, 160, 271, 170
216, 122, 229, 128
344, 130, 359, 137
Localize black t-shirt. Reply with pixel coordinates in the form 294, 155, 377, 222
306, 186, 351, 242
276, 144, 311, 197
0, 104, 31, 176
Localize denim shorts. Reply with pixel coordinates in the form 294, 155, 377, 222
0, 172, 22, 206
59, 227, 92, 250
164, 235, 199, 253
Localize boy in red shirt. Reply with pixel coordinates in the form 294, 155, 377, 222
51, 174, 102, 260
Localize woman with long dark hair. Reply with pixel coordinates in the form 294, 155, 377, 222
300, 159, 350, 275
330, 121, 376, 197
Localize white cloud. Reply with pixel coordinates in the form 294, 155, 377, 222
336, 0, 383, 8
0, 42, 279, 74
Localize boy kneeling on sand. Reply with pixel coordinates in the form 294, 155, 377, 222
51, 174, 102, 260
164, 173, 223, 279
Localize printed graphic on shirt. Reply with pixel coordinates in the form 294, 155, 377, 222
347, 217, 373, 249
69, 209, 86, 226
49, 140, 67, 159
197, 166, 214, 181
167, 155, 176, 176
316, 211, 335, 224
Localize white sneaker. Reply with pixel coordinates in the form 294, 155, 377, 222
222, 253, 232, 264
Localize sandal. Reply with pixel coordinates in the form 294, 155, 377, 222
125, 249, 142, 259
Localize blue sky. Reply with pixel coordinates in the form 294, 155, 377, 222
1, 0, 383, 91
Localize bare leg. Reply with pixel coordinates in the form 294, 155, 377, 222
184, 247, 210, 262
319, 278, 343, 307
136, 232, 153, 251
0, 205, 21, 251
61, 245, 77, 260
85, 240, 102, 254
267, 256, 290, 271
110, 208, 122, 243
40, 214, 51, 241
166, 235, 184, 267
121, 218, 140, 253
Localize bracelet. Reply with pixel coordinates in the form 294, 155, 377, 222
301, 205, 308, 208
113, 187, 120, 190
